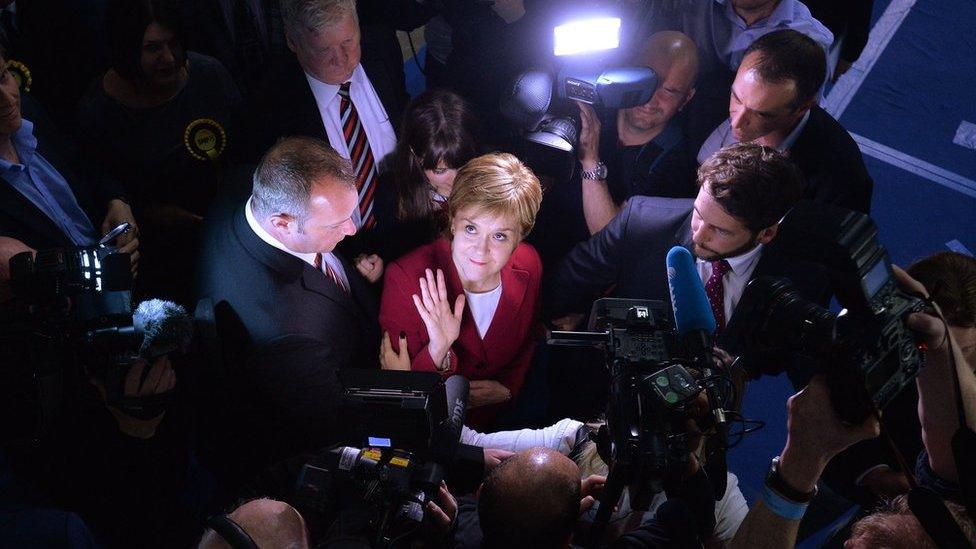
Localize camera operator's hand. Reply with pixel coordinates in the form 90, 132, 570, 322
468, 380, 511, 408
892, 265, 948, 351
579, 474, 607, 515
413, 268, 465, 367
379, 331, 411, 370
355, 253, 384, 284
576, 101, 602, 171
101, 198, 140, 273
99, 356, 176, 439
483, 448, 515, 473
780, 376, 880, 493
424, 481, 458, 538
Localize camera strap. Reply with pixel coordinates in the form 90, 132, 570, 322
907, 487, 972, 549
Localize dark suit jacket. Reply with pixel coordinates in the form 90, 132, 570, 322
790, 106, 874, 214
238, 44, 407, 164
379, 237, 543, 430
0, 97, 123, 250
195, 188, 381, 490
550, 197, 832, 355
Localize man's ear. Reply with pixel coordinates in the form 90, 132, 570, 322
756, 223, 779, 245
681, 87, 697, 111
269, 214, 294, 235
285, 27, 298, 54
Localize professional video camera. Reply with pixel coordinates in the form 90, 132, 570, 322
295, 371, 468, 548
735, 200, 927, 424
1, 224, 192, 443
501, 13, 658, 154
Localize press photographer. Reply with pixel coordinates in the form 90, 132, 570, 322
0, 238, 196, 548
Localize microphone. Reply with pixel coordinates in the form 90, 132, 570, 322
666, 246, 729, 453
133, 299, 193, 359
430, 375, 469, 465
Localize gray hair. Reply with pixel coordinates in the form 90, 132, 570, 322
251, 136, 355, 223
281, 0, 357, 34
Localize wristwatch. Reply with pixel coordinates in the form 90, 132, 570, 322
765, 456, 818, 503
581, 161, 608, 181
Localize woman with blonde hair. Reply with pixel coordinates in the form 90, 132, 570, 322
378, 152, 544, 429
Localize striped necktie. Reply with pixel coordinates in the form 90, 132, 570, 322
314, 253, 348, 294
338, 82, 377, 230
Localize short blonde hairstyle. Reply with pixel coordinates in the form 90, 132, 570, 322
448, 152, 543, 239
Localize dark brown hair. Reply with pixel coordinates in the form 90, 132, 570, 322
698, 142, 805, 233
743, 29, 826, 110
908, 251, 976, 327
394, 90, 480, 222
106, 0, 185, 85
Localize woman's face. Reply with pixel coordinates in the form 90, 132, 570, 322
424, 159, 458, 199
140, 22, 183, 88
450, 206, 519, 291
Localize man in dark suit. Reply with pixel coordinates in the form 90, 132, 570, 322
697, 29, 873, 214
0, 56, 138, 271
195, 136, 382, 491
550, 142, 831, 359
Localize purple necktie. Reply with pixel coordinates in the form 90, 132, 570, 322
705, 259, 732, 334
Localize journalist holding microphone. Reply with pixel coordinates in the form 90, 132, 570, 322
378, 152, 544, 430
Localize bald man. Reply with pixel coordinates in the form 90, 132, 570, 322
198, 498, 310, 549
472, 447, 600, 548
576, 31, 701, 235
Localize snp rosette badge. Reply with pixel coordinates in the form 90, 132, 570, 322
6, 60, 32, 92
183, 118, 227, 161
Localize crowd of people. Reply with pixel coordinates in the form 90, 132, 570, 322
1, 0, 974, 547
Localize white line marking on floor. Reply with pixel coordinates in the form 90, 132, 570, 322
954, 121, 976, 151
946, 240, 974, 256
824, 0, 916, 119
850, 132, 976, 199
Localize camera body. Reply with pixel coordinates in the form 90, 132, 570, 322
296, 371, 467, 547
550, 299, 709, 499
735, 201, 926, 423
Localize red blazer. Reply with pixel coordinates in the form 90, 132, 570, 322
379, 236, 543, 429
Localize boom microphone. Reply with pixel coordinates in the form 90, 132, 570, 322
133, 299, 193, 359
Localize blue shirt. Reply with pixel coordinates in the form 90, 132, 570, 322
0, 119, 98, 246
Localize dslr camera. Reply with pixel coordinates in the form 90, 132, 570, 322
735, 201, 926, 423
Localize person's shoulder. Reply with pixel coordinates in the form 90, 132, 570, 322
796, 107, 863, 158
781, 0, 834, 47
511, 241, 543, 272
389, 238, 444, 275
626, 195, 695, 218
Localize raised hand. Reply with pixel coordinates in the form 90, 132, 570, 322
412, 268, 465, 366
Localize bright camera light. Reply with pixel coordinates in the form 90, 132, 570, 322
554, 17, 621, 56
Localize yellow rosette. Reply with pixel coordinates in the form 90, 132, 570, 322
183, 118, 228, 161
6, 59, 32, 92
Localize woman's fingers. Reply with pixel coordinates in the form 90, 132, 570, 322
398, 331, 410, 360
436, 268, 449, 302
453, 294, 466, 321
412, 294, 434, 326
419, 276, 435, 312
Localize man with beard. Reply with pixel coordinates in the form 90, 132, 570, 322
550, 142, 831, 350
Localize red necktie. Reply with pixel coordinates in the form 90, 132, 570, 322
338, 82, 377, 230
705, 259, 731, 334
314, 253, 348, 294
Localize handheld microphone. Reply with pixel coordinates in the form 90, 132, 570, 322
430, 375, 469, 465
133, 299, 193, 359
666, 246, 729, 455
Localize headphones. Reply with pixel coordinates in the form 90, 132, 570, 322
206, 514, 259, 549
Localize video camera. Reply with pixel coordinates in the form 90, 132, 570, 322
295, 371, 468, 548
501, 14, 658, 154
735, 200, 927, 424
549, 299, 727, 505
1, 224, 191, 443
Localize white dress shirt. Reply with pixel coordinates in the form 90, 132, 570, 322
696, 243, 764, 322
244, 196, 349, 289
305, 63, 396, 170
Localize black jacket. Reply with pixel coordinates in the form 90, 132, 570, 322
790, 106, 874, 214
194, 176, 381, 491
